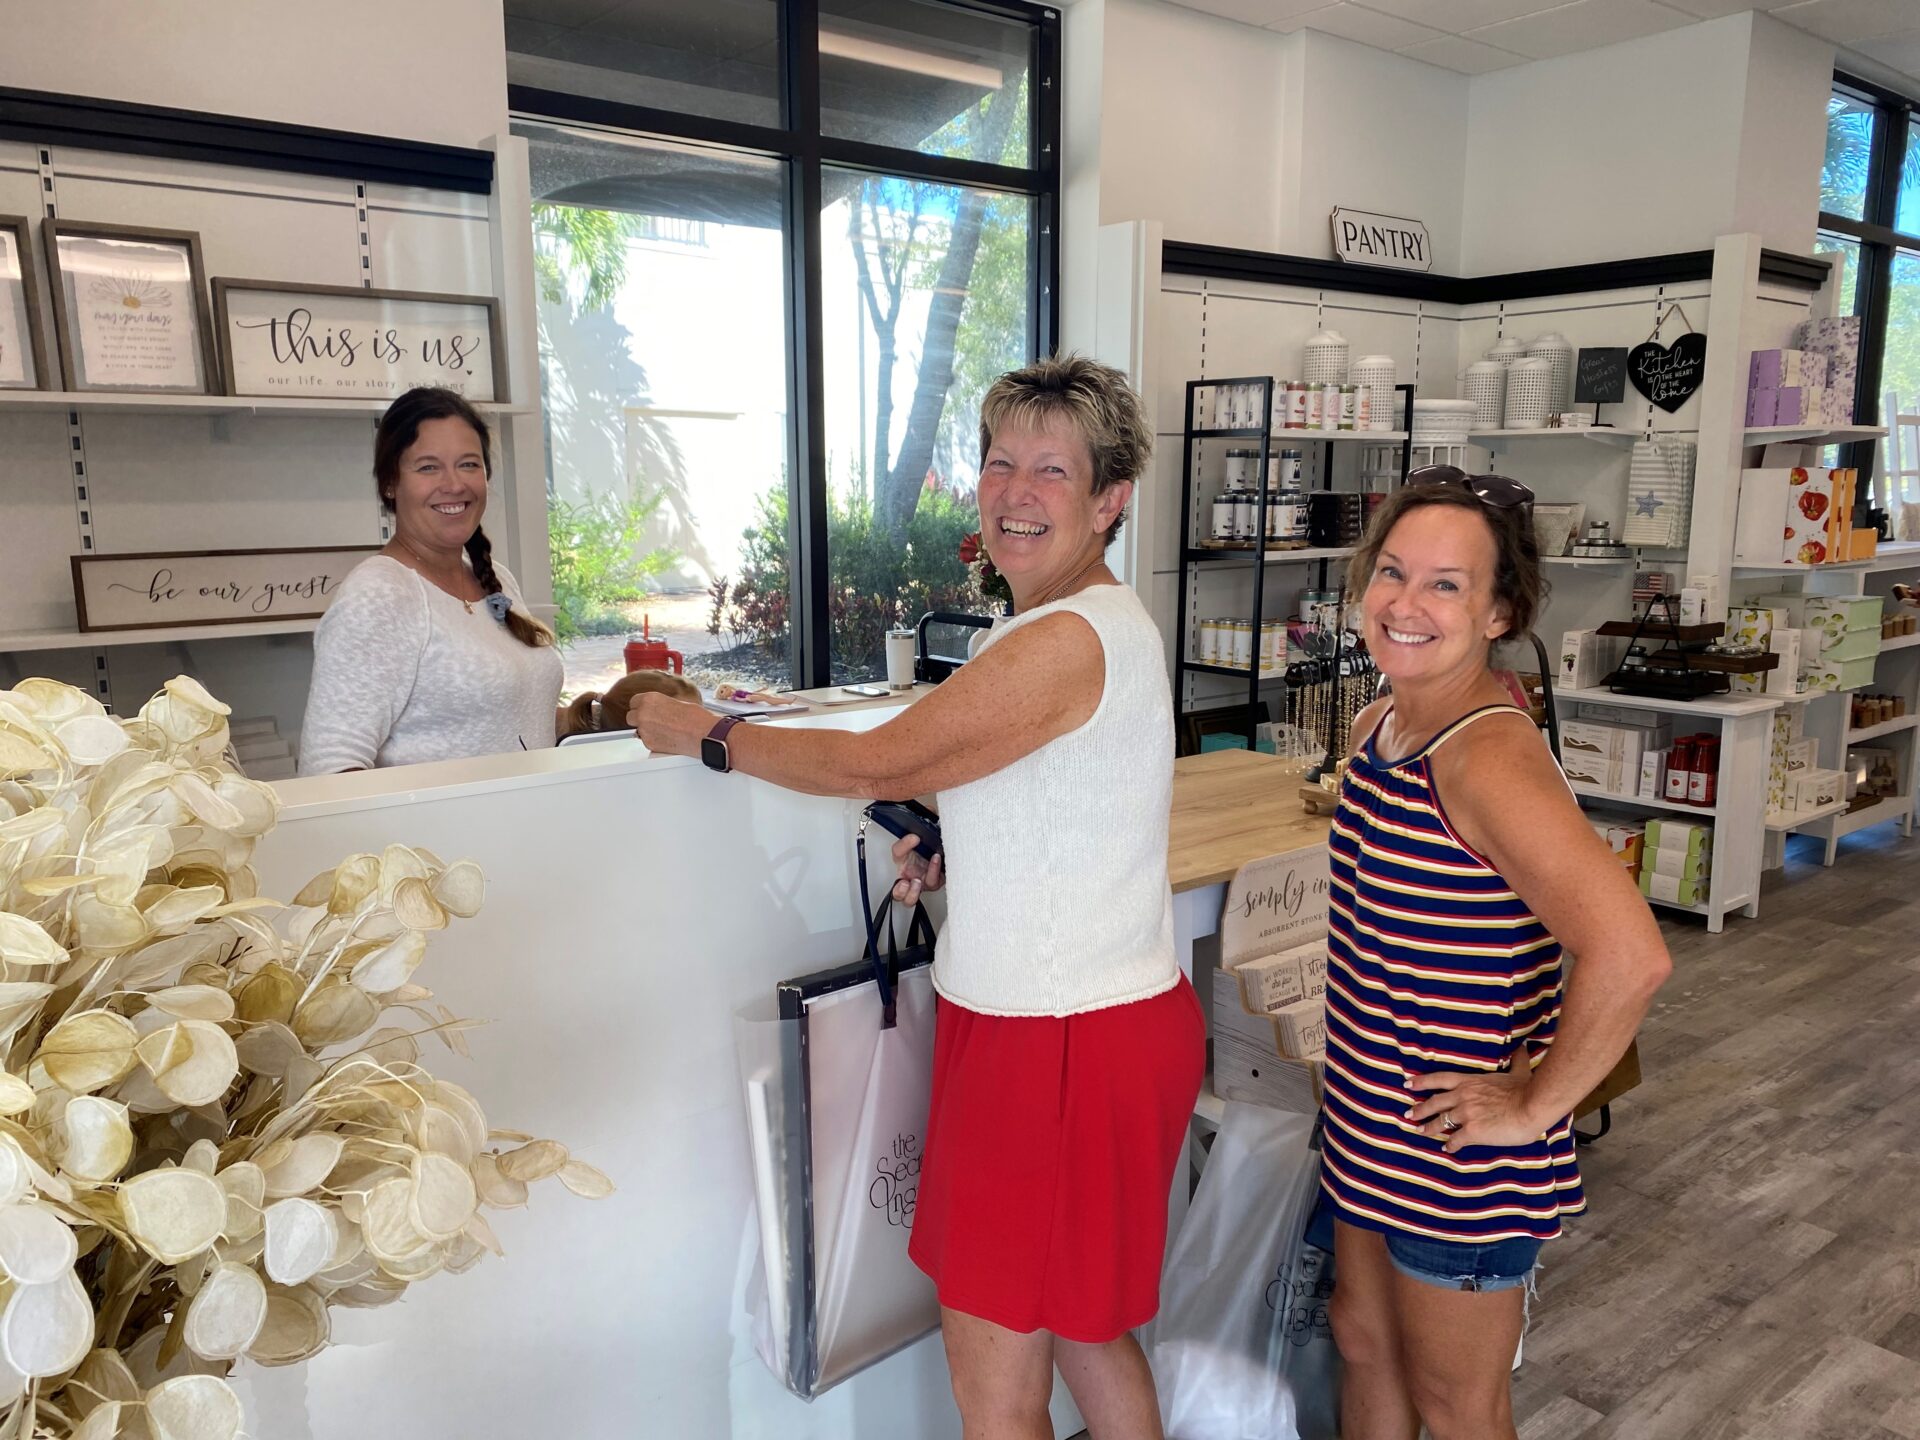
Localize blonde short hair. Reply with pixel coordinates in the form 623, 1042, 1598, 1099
978, 354, 1153, 544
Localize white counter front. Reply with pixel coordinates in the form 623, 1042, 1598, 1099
241, 708, 1086, 1439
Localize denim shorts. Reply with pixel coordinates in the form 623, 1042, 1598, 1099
1307, 1191, 1541, 1294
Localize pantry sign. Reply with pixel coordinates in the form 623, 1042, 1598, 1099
1330, 208, 1433, 273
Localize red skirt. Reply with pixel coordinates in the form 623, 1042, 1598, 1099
907, 974, 1206, 1344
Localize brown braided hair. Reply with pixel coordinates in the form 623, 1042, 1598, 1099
374, 387, 553, 648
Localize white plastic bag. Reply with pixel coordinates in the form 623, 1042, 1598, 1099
1153, 1103, 1338, 1440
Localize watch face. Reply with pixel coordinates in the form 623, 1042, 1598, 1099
701, 735, 728, 772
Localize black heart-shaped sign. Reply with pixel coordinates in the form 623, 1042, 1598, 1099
1628, 332, 1707, 414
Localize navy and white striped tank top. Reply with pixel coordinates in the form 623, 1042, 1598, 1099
1320, 704, 1585, 1243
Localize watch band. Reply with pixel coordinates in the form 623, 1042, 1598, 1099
701, 715, 745, 773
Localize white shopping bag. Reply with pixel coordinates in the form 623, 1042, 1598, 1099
738, 898, 941, 1399
1153, 1103, 1338, 1440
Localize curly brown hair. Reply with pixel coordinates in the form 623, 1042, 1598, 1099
1346, 482, 1547, 643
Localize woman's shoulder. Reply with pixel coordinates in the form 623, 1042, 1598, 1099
489, 560, 526, 599
1428, 706, 1557, 790
320, 556, 423, 624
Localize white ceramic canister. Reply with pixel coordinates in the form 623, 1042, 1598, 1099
1503, 357, 1554, 430
1463, 360, 1507, 431
1304, 329, 1350, 386
1485, 335, 1528, 368
1525, 331, 1575, 415
1349, 354, 1398, 432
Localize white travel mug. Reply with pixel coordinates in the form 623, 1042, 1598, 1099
886, 628, 916, 690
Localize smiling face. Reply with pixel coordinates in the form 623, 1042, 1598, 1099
388, 416, 488, 555
1360, 502, 1512, 684
977, 412, 1131, 605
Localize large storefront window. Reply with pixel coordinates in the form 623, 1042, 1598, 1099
519, 122, 793, 694
1817, 77, 1920, 496
510, 0, 1058, 692
821, 169, 1031, 681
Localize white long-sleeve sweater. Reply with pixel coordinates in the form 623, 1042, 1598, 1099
298, 556, 564, 774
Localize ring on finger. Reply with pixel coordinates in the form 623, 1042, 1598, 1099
1441, 1114, 1461, 1134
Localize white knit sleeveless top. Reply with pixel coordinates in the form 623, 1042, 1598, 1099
933, 583, 1178, 1018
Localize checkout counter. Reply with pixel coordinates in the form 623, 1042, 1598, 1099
237, 698, 1314, 1440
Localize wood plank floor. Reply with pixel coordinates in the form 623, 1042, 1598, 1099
1513, 825, 1920, 1440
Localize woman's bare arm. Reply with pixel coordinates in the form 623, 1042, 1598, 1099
1404, 714, 1672, 1151
630, 610, 1107, 800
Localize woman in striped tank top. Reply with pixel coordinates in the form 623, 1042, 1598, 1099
1318, 470, 1671, 1440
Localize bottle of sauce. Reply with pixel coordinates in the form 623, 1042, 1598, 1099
1664, 736, 1694, 803
1688, 735, 1718, 807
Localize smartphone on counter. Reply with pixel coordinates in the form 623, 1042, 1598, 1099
842, 684, 890, 697
864, 798, 944, 863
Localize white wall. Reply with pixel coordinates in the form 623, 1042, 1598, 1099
1094, 0, 1291, 255
1462, 11, 1833, 275
1079, 1, 1470, 271
0, 0, 508, 148
1732, 12, 1834, 255
1285, 32, 1468, 276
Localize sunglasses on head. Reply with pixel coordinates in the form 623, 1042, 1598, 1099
1407, 464, 1534, 511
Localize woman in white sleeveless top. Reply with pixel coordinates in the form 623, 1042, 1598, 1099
635, 356, 1201, 1440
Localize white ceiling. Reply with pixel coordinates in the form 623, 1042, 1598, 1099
1159, 0, 1920, 91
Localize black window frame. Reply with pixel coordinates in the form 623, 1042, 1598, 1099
510, 0, 1062, 690
1819, 72, 1920, 488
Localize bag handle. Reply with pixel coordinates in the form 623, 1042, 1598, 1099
856, 818, 934, 1029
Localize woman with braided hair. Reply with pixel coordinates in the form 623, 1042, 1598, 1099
298, 387, 572, 773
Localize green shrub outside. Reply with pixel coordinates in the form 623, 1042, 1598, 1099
548, 489, 678, 643
711, 476, 993, 676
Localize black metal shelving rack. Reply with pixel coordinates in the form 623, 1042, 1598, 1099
1175, 379, 1416, 747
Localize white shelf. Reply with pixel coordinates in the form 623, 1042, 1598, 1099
0, 618, 320, 652
0, 391, 531, 419
1331, 430, 1409, 443
1645, 890, 1748, 919
1810, 792, 1913, 841
1861, 542, 1920, 572
1767, 797, 1851, 831
1878, 630, 1920, 651
1846, 713, 1919, 744
1570, 784, 1716, 818
1557, 685, 1781, 718
1741, 424, 1885, 447
1735, 542, 1920, 578
1542, 555, 1632, 567
1469, 427, 1638, 448
1189, 545, 1356, 565
1732, 560, 1873, 576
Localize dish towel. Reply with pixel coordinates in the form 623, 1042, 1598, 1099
1623, 438, 1696, 549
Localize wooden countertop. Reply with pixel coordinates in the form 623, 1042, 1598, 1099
1169, 750, 1331, 893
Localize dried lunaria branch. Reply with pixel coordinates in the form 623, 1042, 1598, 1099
0, 677, 611, 1439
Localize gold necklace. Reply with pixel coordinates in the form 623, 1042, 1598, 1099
392, 534, 477, 612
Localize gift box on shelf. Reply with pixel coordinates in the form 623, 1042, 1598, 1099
1792, 316, 1861, 423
